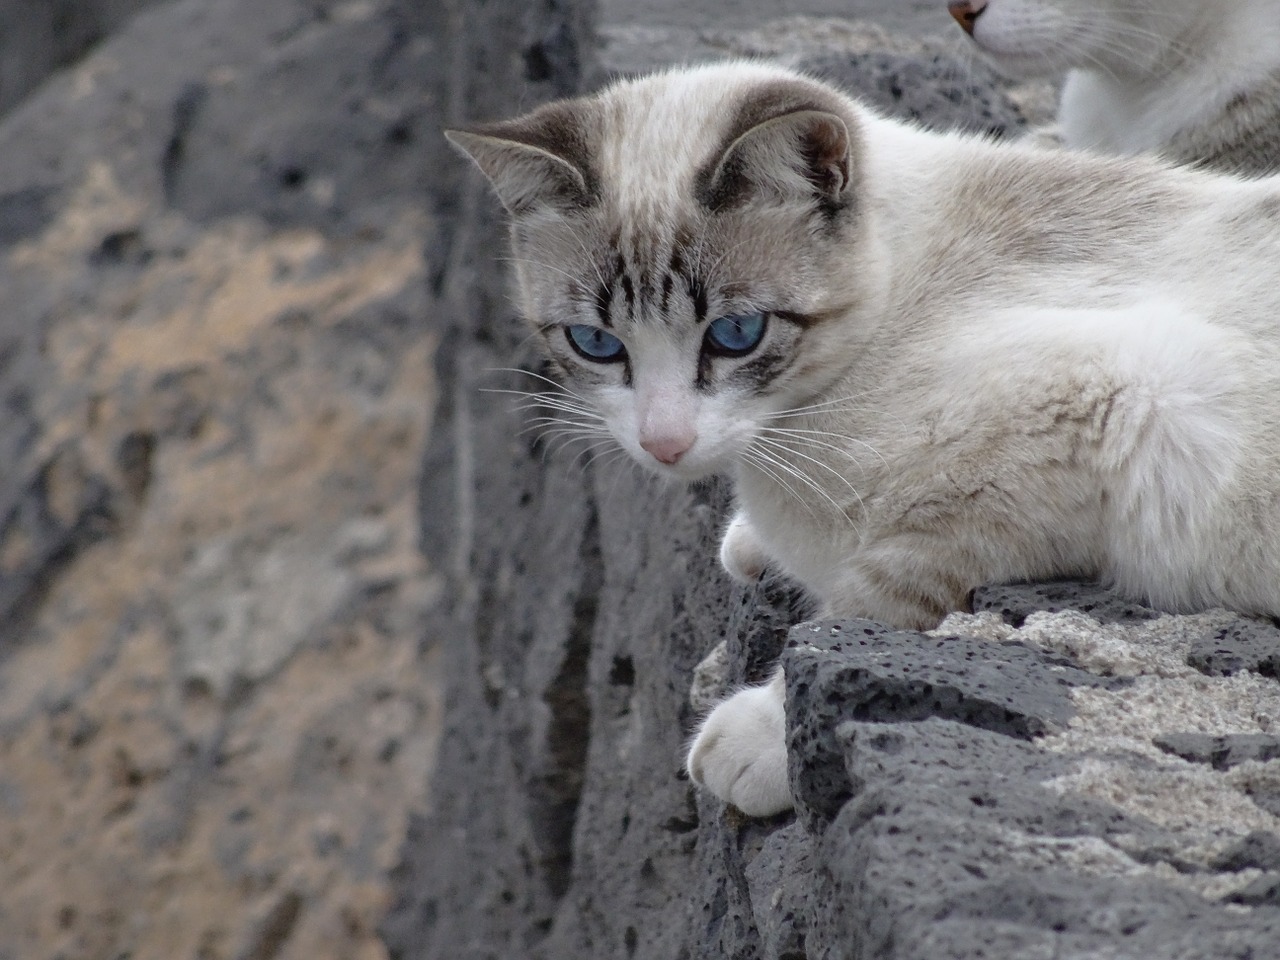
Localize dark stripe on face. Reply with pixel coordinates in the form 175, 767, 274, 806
620, 273, 635, 315
595, 282, 613, 327
730, 347, 795, 394
612, 253, 635, 318
690, 276, 708, 323
776, 304, 856, 329
665, 235, 694, 319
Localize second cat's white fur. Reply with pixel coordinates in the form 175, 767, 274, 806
953, 0, 1280, 173
450, 62, 1280, 816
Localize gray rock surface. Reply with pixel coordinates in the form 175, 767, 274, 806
0, 0, 161, 118
1188, 618, 1280, 678
785, 621, 1115, 827
781, 622, 1280, 959
799, 50, 1026, 138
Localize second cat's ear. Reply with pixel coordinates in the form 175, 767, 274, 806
445, 101, 596, 216
699, 107, 853, 213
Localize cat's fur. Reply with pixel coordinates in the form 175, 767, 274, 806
448, 61, 1280, 816
950, 0, 1280, 174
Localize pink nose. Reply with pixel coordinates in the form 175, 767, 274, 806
640, 434, 694, 465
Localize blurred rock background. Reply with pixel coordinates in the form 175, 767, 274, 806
0, 1, 445, 956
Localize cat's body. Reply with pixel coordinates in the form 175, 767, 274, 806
449, 62, 1280, 816
950, 0, 1280, 174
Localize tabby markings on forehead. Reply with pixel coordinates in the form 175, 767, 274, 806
581, 229, 711, 326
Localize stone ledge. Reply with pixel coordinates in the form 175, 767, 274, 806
771, 590, 1280, 959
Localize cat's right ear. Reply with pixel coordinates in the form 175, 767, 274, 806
445, 102, 596, 216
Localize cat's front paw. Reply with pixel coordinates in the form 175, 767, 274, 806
686, 671, 793, 816
719, 512, 769, 584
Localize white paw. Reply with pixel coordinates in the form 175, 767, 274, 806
719, 512, 769, 584
686, 671, 793, 816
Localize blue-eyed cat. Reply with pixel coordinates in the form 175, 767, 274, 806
448, 62, 1280, 816
948, 0, 1280, 174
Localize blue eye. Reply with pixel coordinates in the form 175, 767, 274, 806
565, 324, 626, 362
705, 312, 767, 356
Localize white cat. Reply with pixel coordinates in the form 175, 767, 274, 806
948, 0, 1280, 173
449, 61, 1280, 816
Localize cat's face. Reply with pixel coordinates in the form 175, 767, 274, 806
950, 0, 1203, 78
449, 65, 878, 482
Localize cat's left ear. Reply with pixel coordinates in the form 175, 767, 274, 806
446, 100, 597, 215
700, 106, 854, 212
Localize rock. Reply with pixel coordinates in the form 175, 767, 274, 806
799, 50, 1027, 138
1187, 619, 1280, 677
0, 0, 162, 118
784, 620, 1112, 826
0, 0, 444, 955
972, 580, 1165, 627
1154, 732, 1280, 770
1212, 830, 1280, 872
810, 719, 1280, 960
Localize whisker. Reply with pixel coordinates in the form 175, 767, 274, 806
506, 397, 602, 419
740, 448, 820, 522
587, 445, 626, 469
761, 393, 876, 419
557, 229, 611, 292
498, 256, 592, 291
479, 385, 604, 420
747, 441, 852, 522
552, 435, 617, 464
485, 367, 591, 400
755, 434, 863, 500
517, 424, 610, 446
516, 414, 602, 429
761, 426, 889, 470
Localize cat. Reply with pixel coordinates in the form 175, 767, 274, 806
947, 0, 1280, 174
447, 61, 1280, 816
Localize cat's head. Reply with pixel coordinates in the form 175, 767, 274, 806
447, 64, 881, 482
947, 0, 1202, 79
